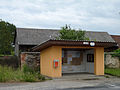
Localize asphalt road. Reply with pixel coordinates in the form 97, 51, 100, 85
59, 83, 120, 90
0, 74, 120, 90
1, 82, 120, 90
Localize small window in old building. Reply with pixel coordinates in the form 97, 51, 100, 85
87, 54, 94, 62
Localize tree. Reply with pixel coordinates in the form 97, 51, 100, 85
0, 20, 16, 55
57, 25, 89, 40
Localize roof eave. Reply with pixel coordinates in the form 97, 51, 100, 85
31, 39, 118, 52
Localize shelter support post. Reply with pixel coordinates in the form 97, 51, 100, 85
94, 47, 104, 75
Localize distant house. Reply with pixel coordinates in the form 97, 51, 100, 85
111, 35, 120, 48
15, 28, 118, 78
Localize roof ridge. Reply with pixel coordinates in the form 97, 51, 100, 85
16, 27, 108, 33
17, 27, 59, 31
50, 39, 115, 43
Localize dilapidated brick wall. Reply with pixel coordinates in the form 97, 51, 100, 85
21, 52, 40, 72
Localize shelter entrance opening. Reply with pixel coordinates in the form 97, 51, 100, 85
62, 48, 94, 74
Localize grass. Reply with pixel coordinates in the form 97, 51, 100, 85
0, 65, 45, 82
0, 54, 13, 56
105, 68, 120, 77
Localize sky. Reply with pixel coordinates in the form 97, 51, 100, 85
0, 0, 120, 35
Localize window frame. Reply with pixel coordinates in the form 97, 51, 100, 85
87, 54, 94, 62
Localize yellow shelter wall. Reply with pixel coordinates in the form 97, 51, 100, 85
40, 46, 62, 77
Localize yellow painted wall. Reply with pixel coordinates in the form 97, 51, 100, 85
94, 47, 104, 75
40, 46, 62, 77
40, 46, 104, 77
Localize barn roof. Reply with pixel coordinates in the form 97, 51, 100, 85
16, 28, 115, 45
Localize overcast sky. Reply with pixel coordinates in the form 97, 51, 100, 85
0, 0, 120, 35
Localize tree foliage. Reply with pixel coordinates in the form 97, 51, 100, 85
0, 20, 16, 55
112, 49, 120, 60
57, 25, 89, 40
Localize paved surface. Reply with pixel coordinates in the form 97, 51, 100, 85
0, 74, 120, 90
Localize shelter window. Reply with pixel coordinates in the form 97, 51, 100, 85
87, 54, 94, 62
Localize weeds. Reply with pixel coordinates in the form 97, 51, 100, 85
0, 65, 45, 82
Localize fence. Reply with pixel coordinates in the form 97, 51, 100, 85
0, 56, 20, 68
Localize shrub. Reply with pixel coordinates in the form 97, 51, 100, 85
112, 49, 120, 60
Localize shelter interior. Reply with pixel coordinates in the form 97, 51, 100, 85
62, 48, 94, 73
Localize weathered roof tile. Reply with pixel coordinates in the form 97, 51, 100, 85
16, 28, 115, 45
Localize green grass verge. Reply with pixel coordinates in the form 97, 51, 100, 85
0, 55, 13, 56
105, 68, 120, 77
0, 65, 45, 82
